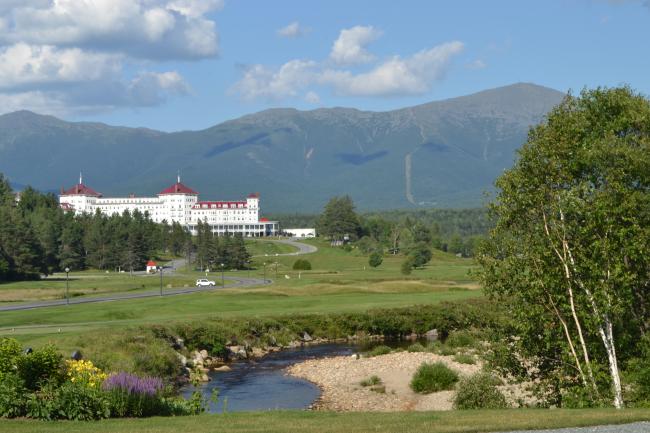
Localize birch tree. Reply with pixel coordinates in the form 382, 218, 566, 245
478, 87, 650, 408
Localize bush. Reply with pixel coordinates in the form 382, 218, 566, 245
453, 354, 475, 364
400, 258, 414, 275
366, 345, 392, 357
368, 252, 383, 268
445, 330, 477, 349
410, 362, 459, 394
292, 259, 312, 270
453, 373, 508, 409
360, 375, 382, 387
0, 374, 27, 418
0, 338, 22, 379
17, 345, 63, 390
407, 343, 425, 352
53, 382, 111, 420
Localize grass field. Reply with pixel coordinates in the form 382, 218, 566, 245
1, 409, 649, 433
0, 239, 478, 347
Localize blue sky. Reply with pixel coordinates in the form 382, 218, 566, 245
1, 0, 648, 131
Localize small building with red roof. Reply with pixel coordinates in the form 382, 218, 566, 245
146, 260, 157, 273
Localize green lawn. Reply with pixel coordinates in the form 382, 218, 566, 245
0, 238, 478, 348
1, 409, 649, 433
246, 238, 298, 256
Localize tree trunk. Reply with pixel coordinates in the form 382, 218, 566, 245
598, 317, 624, 408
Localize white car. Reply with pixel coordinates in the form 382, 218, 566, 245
196, 278, 216, 287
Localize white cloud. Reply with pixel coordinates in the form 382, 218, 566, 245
232, 40, 464, 101
304, 91, 320, 104
1, 0, 221, 60
231, 60, 317, 101
322, 41, 464, 96
329, 25, 381, 65
465, 59, 487, 70
0, 1, 220, 114
277, 21, 309, 38
0, 43, 121, 90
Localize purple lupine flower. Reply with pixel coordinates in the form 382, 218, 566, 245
102, 372, 163, 396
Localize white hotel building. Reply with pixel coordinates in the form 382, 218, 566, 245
59, 176, 278, 237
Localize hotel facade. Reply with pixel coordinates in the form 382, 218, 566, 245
59, 176, 278, 237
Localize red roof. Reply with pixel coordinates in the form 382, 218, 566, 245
247, 193, 260, 198
60, 183, 102, 197
260, 217, 269, 222
147, 260, 157, 266
158, 182, 198, 195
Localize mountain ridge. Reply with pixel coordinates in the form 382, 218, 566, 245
0, 83, 565, 212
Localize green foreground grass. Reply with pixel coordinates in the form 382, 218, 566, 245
2, 409, 649, 433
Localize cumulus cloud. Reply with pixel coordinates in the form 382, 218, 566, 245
277, 21, 309, 38
1, 0, 221, 60
329, 25, 381, 65
231, 60, 317, 101
232, 40, 464, 101
0, 0, 220, 114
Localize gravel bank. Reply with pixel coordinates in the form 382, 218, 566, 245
287, 351, 481, 411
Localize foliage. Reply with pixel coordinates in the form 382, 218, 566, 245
407, 343, 425, 352
400, 257, 414, 275
407, 242, 433, 268
410, 362, 459, 393
477, 86, 650, 408
368, 251, 383, 268
316, 196, 362, 241
16, 345, 63, 390
292, 259, 312, 270
453, 354, 476, 365
0, 373, 27, 418
103, 372, 166, 417
453, 373, 508, 409
445, 330, 477, 349
65, 359, 108, 389
0, 338, 22, 379
366, 345, 392, 357
360, 375, 382, 387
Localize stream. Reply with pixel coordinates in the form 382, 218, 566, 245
181, 341, 412, 413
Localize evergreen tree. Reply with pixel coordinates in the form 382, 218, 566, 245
316, 196, 361, 241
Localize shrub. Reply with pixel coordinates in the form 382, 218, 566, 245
410, 362, 459, 394
360, 375, 382, 387
366, 345, 392, 357
407, 343, 425, 353
0, 373, 27, 418
453, 354, 475, 365
103, 372, 165, 417
17, 345, 63, 390
368, 252, 383, 268
292, 259, 312, 270
453, 373, 508, 409
52, 382, 110, 420
0, 338, 21, 379
400, 258, 414, 275
445, 330, 477, 349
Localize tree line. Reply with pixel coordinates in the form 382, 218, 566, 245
274, 205, 488, 258
0, 176, 252, 282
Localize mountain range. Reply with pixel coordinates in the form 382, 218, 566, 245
0, 83, 565, 213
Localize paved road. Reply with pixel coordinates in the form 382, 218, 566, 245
252, 238, 318, 257
498, 422, 650, 433
0, 239, 316, 312
0, 276, 270, 312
